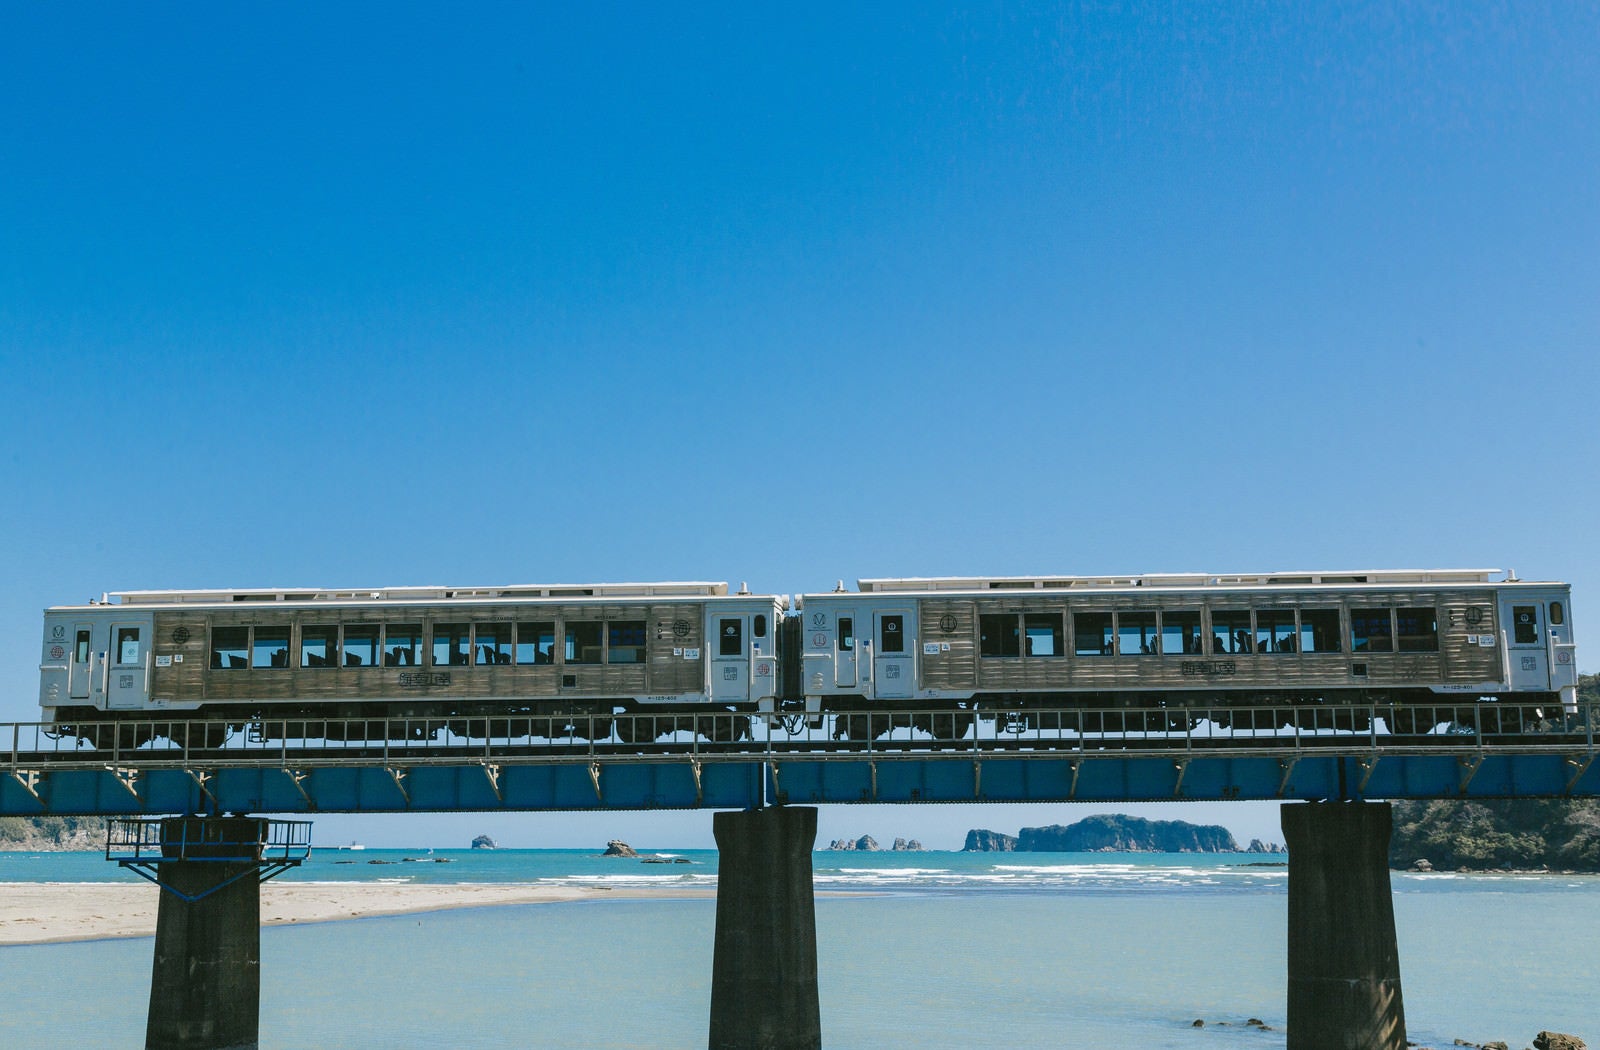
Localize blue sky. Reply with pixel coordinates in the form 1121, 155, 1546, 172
2, 4, 1596, 848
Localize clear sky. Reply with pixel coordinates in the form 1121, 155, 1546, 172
2, 4, 1596, 849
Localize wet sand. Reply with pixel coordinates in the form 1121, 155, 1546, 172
0, 881, 714, 946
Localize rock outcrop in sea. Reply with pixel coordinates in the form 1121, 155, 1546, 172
963, 829, 1019, 852
601, 840, 639, 857
825, 835, 880, 851
964, 815, 1240, 852
1245, 839, 1286, 854
470, 834, 497, 850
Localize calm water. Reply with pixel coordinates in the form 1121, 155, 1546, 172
0, 850, 1594, 1048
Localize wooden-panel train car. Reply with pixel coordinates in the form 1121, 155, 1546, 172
796, 569, 1579, 734
38, 582, 786, 746
38, 569, 1579, 745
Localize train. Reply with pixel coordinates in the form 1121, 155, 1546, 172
36, 569, 1580, 746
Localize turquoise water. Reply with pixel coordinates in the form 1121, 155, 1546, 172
0, 850, 1595, 1048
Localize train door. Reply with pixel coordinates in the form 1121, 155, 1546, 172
871, 609, 914, 700
834, 610, 857, 688
105, 620, 151, 710
710, 612, 748, 702
1546, 595, 1578, 697
1499, 594, 1552, 692
68, 622, 96, 701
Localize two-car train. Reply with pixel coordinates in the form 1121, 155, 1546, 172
37, 569, 1580, 746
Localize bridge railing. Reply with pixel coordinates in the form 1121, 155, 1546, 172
4, 700, 1594, 769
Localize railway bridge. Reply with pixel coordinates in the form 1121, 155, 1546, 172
5, 700, 1597, 1050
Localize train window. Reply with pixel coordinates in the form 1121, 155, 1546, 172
880, 615, 905, 654
210, 627, 249, 669
384, 624, 422, 667
838, 617, 854, 652
718, 618, 744, 657
344, 624, 379, 667
1396, 607, 1438, 652
608, 621, 646, 663
252, 627, 290, 668
1350, 610, 1394, 653
1118, 611, 1158, 655
115, 627, 142, 666
980, 614, 1021, 658
1550, 602, 1565, 626
1074, 612, 1113, 656
754, 614, 768, 639
1298, 609, 1342, 653
515, 621, 556, 664
566, 620, 603, 664
1212, 610, 1253, 654
1024, 614, 1062, 657
476, 622, 512, 665
75, 630, 91, 664
1256, 610, 1297, 653
432, 623, 472, 666
301, 625, 339, 668
1161, 611, 1203, 655
1512, 605, 1539, 645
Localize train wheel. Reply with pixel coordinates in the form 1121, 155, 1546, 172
173, 723, 228, 748
90, 724, 150, 750
927, 713, 975, 741
695, 714, 750, 742
1387, 707, 1423, 735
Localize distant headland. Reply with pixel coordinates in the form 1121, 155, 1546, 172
963, 814, 1283, 854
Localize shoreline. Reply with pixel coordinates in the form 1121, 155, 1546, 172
0, 881, 716, 947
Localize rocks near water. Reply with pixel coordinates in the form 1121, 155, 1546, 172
965, 814, 1272, 853
1451, 1034, 1586, 1050
824, 835, 924, 851
1535, 1033, 1587, 1050
963, 829, 1019, 852
470, 835, 497, 849
601, 840, 692, 863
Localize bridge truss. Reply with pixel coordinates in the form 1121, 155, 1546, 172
2, 701, 1596, 816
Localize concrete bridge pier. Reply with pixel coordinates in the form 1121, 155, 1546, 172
709, 805, 821, 1050
143, 816, 271, 1050
1281, 801, 1406, 1050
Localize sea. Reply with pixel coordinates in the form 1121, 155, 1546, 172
0, 848, 1595, 1049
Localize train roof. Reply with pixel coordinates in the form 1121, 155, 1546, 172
74, 582, 737, 608
848, 570, 1543, 594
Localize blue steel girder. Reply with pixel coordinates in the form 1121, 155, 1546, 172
765, 749, 1600, 806
0, 760, 766, 816
3, 702, 1598, 815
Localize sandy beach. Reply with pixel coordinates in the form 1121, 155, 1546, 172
0, 881, 711, 946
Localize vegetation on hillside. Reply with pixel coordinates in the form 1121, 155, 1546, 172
0, 815, 106, 848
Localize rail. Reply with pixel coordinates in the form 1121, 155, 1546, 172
3, 700, 1594, 771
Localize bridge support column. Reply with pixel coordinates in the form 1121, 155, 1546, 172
1281, 802, 1406, 1050
144, 817, 269, 1050
709, 806, 821, 1050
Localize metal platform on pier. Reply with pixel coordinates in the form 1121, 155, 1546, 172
1, 701, 1596, 816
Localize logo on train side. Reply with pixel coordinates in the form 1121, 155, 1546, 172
1180, 661, 1237, 677
172, 627, 191, 645
938, 614, 958, 632
399, 673, 452, 688
51, 625, 65, 640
